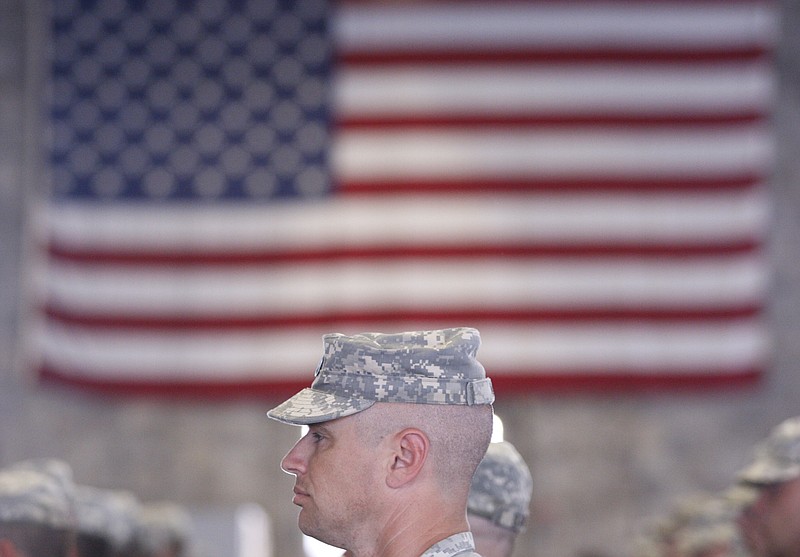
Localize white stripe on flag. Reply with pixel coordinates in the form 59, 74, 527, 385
334, 3, 777, 50
43, 257, 767, 315
37, 189, 770, 251
334, 126, 773, 180
41, 321, 769, 381
335, 63, 775, 117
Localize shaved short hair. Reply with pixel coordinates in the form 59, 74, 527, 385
354, 402, 494, 497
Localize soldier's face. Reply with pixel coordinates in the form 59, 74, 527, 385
738, 503, 768, 557
743, 476, 800, 557
280, 413, 383, 548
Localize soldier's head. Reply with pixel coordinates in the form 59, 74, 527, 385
737, 416, 800, 557
268, 327, 495, 550
0, 459, 78, 557
466, 441, 532, 557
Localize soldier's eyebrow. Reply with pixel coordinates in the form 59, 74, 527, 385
310, 423, 334, 438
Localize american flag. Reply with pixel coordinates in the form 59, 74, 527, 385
28, 0, 777, 397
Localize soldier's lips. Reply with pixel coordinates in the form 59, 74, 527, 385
292, 486, 310, 505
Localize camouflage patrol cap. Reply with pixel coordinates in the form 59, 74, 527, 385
267, 327, 494, 425
8, 458, 75, 490
0, 462, 76, 529
721, 484, 758, 509
467, 441, 532, 533
738, 416, 800, 485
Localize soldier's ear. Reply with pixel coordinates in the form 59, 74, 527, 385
386, 428, 429, 488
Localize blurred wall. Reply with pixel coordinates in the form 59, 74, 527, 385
2, 2, 800, 557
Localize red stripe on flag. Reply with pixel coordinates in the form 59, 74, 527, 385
487, 369, 763, 393
42, 304, 765, 331
336, 112, 768, 129
337, 175, 765, 195
37, 364, 763, 399
337, 47, 771, 66
45, 240, 763, 266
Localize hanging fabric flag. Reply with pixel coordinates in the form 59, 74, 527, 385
26, 0, 777, 396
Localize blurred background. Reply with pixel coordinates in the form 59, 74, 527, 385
1, 1, 798, 556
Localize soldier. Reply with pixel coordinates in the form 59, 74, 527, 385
737, 416, 800, 557
74, 486, 115, 557
134, 502, 192, 557
268, 327, 495, 557
633, 493, 725, 557
466, 441, 533, 557
671, 487, 756, 557
632, 513, 681, 557
0, 459, 78, 557
74, 486, 140, 557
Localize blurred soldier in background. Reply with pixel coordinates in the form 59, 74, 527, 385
134, 502, 192, 557
737, 415, 800, 557
0, 459, 77, 557
631, 515, 675, 557
632, 486, 755, 557
1, 459, 192, 557
74, 486, 115, 557
268, 327, 495, 557
670, 486, 755, 557
632, 493, 706, 557
74, 485, 141, 557
466, 441, 533, 557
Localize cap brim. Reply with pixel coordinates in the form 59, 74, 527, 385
738, 457, 800, 485
266, 387, 375, 425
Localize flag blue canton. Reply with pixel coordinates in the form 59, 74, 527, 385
48, 0, 331, 201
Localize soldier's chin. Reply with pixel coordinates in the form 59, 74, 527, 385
297, 511, 318, 537
300, 526, 333, 545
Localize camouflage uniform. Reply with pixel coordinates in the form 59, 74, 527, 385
421, 532, 481, 556
671, 488, 757, 557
